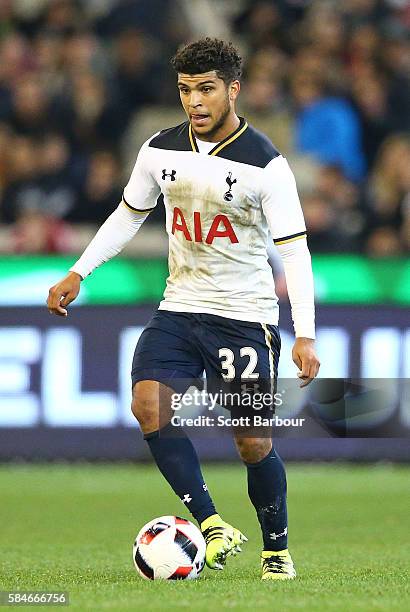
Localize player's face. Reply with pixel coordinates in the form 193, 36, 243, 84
177, 71, 240, 141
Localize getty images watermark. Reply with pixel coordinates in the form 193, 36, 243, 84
170, 388, 306, 428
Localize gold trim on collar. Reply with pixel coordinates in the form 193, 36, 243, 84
210, 121, 248, 156
188, 120, 248, 156
188, 124, 199, 152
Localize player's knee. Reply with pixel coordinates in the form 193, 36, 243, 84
131, 380, 174, 434
131, 395, 150, 425
235, 437, 272, 463
131, 382, 158, 428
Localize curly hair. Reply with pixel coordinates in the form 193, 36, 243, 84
171, 38, 242, 84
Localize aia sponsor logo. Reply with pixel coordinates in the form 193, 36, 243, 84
171, 207, 239, 244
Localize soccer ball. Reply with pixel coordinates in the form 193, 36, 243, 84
133, 516, 206, 580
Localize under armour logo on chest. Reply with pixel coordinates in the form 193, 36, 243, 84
162, 169, 176, 181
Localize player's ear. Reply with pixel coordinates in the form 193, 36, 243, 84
229, 80, 240, 101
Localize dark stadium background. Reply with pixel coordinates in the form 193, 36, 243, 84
0, 3, 409, 610
0, 0, 408, 460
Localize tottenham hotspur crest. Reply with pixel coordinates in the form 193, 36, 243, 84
224, 172, 237, 202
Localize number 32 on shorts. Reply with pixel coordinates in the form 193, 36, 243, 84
218, 347, 259, 381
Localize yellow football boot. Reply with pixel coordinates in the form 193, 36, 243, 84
261, 549, 296, 580
201, 514, 248, 570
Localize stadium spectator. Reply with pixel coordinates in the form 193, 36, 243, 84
363, 134, 410, 255
113, 28, 167, 122
291, 73, 366, 182
239, 74, 293, 156
62, 69, 126, 150
0, 123, 10, 193
1, 134, 40, 223
302, 192, 359, 253
67, 150, 121, 224
1, 130, 81, 223
351, 70, 394, 169
12, 210, 74, 253
233, 1, 288, 53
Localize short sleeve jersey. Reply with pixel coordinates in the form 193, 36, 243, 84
123, 117, 306, 325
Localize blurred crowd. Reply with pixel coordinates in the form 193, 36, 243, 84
0, 0, 408, 256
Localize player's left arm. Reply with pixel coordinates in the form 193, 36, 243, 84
276, 238, 320, 387
48, 138, 160, 316
261, 156, 320, 387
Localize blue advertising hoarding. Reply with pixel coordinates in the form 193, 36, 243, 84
0, 304, 409, 461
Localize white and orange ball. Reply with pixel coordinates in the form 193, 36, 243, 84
133, 516, 206, 580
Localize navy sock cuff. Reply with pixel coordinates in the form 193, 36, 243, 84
143, 429, 159, 441
244, 447, 275, 468
143, 421, 186, 441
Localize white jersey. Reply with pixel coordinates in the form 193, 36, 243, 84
123, 118, 307, 325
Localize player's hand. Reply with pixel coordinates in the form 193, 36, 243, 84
47, 271, 82, 317
292, 337, 320, 388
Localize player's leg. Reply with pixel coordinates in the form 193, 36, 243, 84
130, 312, 218, 529
132, 378, 245, 571
228, 316, 294, 580
132, 375, 245, 570
183, 314, 253, 569
195, 314, 295, 578
132, 379, 217, 525
233, 433, 296, 580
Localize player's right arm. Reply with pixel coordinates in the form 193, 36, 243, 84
47, 139, 160, 316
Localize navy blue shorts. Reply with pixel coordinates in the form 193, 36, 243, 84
132, 310, 280, 413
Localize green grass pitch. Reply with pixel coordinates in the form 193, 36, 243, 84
1, 463, 409, 611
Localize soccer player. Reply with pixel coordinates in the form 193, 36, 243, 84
47, 38, 320, 580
